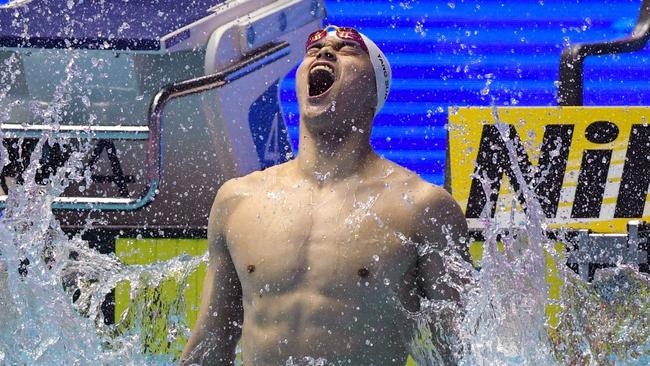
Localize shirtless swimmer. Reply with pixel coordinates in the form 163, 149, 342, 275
181, 25, 471, 366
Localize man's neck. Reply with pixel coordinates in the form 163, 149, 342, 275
296, 119, 377, 185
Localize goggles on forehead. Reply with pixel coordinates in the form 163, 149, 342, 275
305, 25, 369, 54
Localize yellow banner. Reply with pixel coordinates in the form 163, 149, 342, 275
448, 107, 650, 233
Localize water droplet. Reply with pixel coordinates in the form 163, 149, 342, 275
399, 1, 413, 10
480, 83, 491, 96
415, 21, 426, 37
80, 95, 90, 107
117, 22, 130, 34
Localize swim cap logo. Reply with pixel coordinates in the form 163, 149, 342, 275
376, 53, 389, 102
358, 31, 390, 114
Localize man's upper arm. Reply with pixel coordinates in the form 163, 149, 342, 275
204, 181, 244, 324
180, 181, 243, 365
414, 186, 471, 302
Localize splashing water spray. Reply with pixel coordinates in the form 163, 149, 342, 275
1, 6, 649, 366
0, 48, 208, 365
404, 103, 650, 365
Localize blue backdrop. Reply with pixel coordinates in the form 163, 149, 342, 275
280, 0, 650, 185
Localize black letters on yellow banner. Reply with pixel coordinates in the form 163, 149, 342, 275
466, 123, 650, 219
615, 125, 650, 218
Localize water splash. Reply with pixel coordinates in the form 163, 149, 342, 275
550, 267, 650, 365
405, 104, 649, 365
0, 147, 208, 364
0, 19, 648, 366
458, 106, 558, 365
2, 80, 649, 366
0, 48, 208, 365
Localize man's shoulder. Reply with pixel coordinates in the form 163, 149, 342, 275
412, 178, 462, 226
214, 161, 293, 206
377, 162, 470, 259
209, 161, 293, 232
376, 158, 464, 227
414, 180, 457, 212
377, 158, 450, 204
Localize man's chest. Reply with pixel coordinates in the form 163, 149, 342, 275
224, 187, 419, 299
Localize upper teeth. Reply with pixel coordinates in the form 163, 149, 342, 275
311, 65, 334, 74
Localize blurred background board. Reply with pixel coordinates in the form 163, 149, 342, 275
280, 0, 650, 186
0, 0, 226, 50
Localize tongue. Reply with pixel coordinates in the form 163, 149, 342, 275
309, 69, 335, 96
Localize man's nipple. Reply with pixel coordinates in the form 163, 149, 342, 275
247, 264, 256, 273
357, 267, 370, 278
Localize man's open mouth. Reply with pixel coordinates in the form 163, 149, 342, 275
308, 64, 336, 97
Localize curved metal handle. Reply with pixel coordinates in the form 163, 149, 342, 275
145, 39, 290, 191
0, 41, 291, 210
558, 0, 650, 106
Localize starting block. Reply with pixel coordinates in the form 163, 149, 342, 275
0, 0, 325, 232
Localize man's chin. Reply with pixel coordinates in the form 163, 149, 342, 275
301, 100, 336, 121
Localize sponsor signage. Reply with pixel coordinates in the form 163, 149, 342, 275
0, 136, 147, 205
449, 107, 650, 233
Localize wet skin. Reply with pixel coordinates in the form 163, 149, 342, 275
181, 35, 469, 366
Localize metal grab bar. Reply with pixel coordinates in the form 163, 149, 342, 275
0, 124, 150, 140
146, 40, 291, 189
558, 0, 650, 106
567, 221, 649, 281
0, 41, 291, 210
